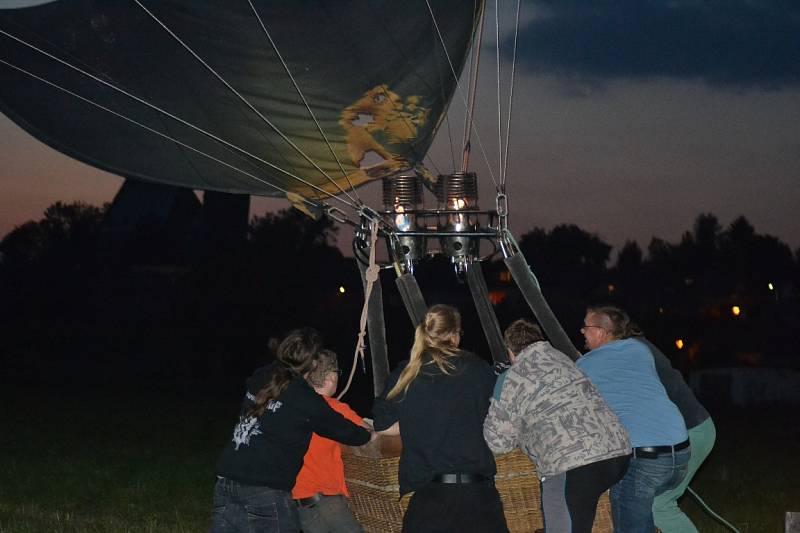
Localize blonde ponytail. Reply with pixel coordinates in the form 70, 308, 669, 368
387, 305, 461, 399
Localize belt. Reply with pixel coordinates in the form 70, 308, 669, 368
431, 473, 489, 484
294, 493, 325, 508
633, 439, 690, 459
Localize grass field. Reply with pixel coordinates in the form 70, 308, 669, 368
1, 382, 797, 532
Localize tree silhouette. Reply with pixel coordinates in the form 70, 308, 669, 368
719, 216, 794, 295
616, 240, 643, 273
2, 202, 799, 384
0, 201, 106, 272
518, 223, 611, 295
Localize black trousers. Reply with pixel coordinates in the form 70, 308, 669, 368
541, 454, 631, 533
402, 480, 509, 533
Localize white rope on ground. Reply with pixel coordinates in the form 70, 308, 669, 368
337, 218, 380, 400
0, 29, 359, 213
133, 0, 361, 206
686, 487, 742, 533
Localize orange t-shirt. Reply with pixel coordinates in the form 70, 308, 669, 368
292, 396, 364, 499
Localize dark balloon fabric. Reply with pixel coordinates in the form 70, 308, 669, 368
0, 1, 480, 202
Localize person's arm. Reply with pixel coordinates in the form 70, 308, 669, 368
308, 393, 371, 446
376, 421, 400, 436
372, 362, 406, 432
329, 398, 379, 442
483, 370, 521, 454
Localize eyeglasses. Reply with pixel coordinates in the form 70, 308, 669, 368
581, 324, 605, 333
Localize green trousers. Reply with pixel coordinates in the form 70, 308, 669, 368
652, 417, 716, 533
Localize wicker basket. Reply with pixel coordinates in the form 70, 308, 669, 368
342, 435, 613, 533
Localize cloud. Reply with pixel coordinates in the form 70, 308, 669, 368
509, 0, 800, 88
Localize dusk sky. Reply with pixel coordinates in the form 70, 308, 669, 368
2, 1, 799, 256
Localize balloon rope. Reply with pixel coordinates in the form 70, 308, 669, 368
425, 0, 498, 185
501, 0, 522, 188
0, 30, 358, 213
0, 57, 329, 214
459, 7, 476, 168
246, 0, 362, 206
337, 219, 380, 400
495, 0, 503, 181
133, 0, 360, 207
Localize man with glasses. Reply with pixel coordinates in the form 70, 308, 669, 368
292, 349, 370, 533
576, 306, 689, 533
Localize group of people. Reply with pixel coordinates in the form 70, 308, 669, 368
483, 306, 715, 532
210, 304, 714, 533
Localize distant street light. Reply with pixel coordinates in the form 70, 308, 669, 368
731, 305, 741, 317
339, 286, 346, 294
768, 282, 774, 291
675, 339, 684, 350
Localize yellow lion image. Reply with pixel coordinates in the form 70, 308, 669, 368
288, 85, 431, 215
339, 84, 429, 171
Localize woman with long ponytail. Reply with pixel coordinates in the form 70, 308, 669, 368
211, 328, 372, 533
374, 305, 509, 533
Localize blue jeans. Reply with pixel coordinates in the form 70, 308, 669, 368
653, 419, 716, 532
610, 447, 690, 533
210, 477, 300, 533
298, 494, 363, 533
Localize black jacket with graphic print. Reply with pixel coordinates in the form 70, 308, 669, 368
215, 363, 370, 490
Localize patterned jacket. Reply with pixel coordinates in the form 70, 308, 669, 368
483, 341, 630, 478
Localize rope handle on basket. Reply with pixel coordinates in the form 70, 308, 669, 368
337, 218, 379, 400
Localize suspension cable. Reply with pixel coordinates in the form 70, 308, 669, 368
0, 58, 330, 216
133, 0, 360, 206
0, 29, 360, 213
433, 13, 458, 174
501, 0, 522, 189
424, 153, 443, 178
245, 0, 362, 206
425, 0, 498, 186
460, 0, 485, 174
495, 0, 503, 185
459, 3, 476, 162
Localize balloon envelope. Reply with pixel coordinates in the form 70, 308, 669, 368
0, 0, 480, 204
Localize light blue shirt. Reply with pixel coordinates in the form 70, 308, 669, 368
576, 338, 687, 447
492, 370, 508, 401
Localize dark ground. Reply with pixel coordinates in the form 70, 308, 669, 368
0, 379, 798, 532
